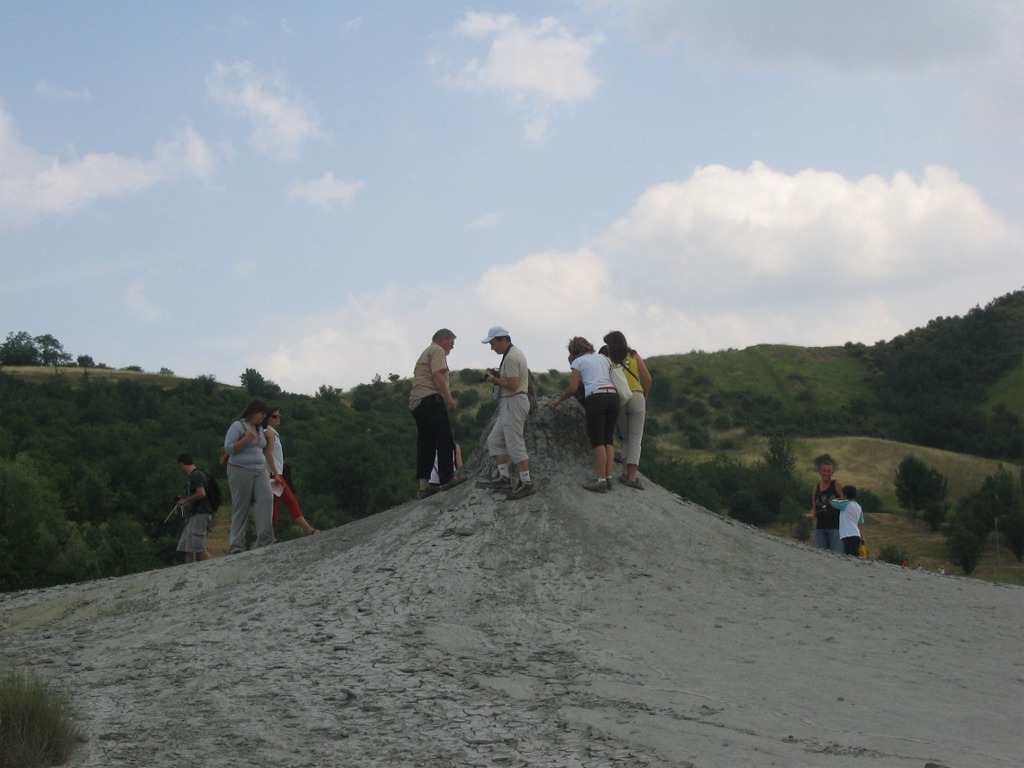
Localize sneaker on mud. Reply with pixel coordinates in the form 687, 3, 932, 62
581, 479, 607, 493
622, 477, 645, 490
439, 475, 467, 491
416, 486, 440, 499
482, 476, 511, 490
506, 482, 536, 500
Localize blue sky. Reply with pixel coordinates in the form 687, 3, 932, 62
1, 1, 1022, 394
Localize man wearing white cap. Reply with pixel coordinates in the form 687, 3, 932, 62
481, 326, 535, 499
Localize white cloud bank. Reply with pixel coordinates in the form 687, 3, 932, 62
446, 12, 604, 141
287, 172, 365, 209
206, 61, 323, 160
261, 162, 1024, 394
0, 104, 212, 226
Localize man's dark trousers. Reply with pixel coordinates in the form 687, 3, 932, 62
412, 395, 455, 483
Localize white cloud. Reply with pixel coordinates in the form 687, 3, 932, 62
262, 285, 460, 392
476, 248, 610, 328
156, 127, 216, 180
206, 61, 322, 160
258, 162, 1024, 393
0, 104, 213, 225
35, 81, 92, 101
286, 172, 364, 209
231, 261, 258, 280
587, 162, 1023, 353
124, 281, 165, 322
470, 213, 500, 230
447, 12, 603, 141
597, 162, 1017, 301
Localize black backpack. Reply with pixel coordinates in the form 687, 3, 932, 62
194, 469, 221, 512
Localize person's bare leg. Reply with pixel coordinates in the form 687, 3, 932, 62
592, 446, 605, 481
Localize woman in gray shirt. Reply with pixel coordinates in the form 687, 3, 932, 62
223, 399, 275, 553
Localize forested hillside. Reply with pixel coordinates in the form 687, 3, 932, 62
0, 290, 1020, 591
641, 290, 1023, 462
0, 374, 416, 591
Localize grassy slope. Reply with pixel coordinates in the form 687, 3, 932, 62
0, 365, 239, 390
648, 344, 871, 409
985, 364, 1024, 418
658, 434, 1016, 511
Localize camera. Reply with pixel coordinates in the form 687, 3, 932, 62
479, 368, 498, 383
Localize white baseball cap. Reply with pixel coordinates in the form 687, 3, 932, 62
481, 326, 510, 343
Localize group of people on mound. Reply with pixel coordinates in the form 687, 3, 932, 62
172, 324, 656, 562
806, 459, 866, 557
411, 325, 652, 502
173, 400, 318, 563
173, 330, 864, 564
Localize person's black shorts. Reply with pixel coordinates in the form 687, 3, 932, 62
584, 391, 619, 447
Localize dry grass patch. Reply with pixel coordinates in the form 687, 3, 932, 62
765, 512, 1024, 585
2, 365, 241, 391
0, 668, 84, 767
653, 434, 1017, 513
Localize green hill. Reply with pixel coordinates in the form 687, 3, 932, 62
634, 290, 1023, 462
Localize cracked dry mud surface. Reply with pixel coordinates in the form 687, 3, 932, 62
1, 398, 1022, 767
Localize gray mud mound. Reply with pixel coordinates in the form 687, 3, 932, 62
2, 396, 1022, 767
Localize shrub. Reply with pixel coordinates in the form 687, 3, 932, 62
857, 488, 883, 513
475, 400, 498, 426
778, 496, 805, 525
944, 503, 988, 575
686, 400, 707, 418
456, 389, 480, 407
0, 668, 83, 767
644, 458, 721, 512
877, 544, 908, 566
727, 490, 767, 525
792, 515, 812, 542
687, 425, 712, 450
